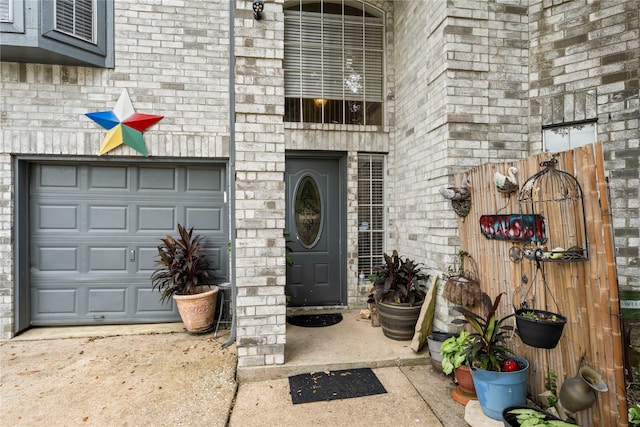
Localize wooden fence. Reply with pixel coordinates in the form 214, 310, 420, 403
454, 142, 626, 426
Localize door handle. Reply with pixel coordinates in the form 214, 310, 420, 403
129, 249, 136, 262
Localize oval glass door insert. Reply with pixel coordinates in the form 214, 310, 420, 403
295, 175, 323, 248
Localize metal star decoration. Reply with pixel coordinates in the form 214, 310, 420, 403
85, 89, 163, 156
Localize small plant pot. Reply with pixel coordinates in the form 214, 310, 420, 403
427, 332, 455, 372
515, 308, 567, 349
452, 365, 477, 405
455, 365, 476, 394
502, 405, 561, 427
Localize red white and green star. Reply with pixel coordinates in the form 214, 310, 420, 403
85, 89, 163, 156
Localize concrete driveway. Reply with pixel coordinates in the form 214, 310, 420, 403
1, 324, 237, 427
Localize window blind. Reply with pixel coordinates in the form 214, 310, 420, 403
284, 8, 384, 102
55, 0, 95, 43
0, 0, 11, 22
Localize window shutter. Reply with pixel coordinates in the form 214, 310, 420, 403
55, 0, 94, 43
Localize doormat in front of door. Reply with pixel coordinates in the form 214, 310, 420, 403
286, 313, 343, 327
288, 368, 387, 404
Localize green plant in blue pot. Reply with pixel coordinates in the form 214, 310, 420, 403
454, 292, 529, 420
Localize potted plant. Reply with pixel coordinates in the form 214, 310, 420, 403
440, 330, 477, 404
367, 250, 428, 341
151, 224, 219, 333
442, 250, 481, 307
502, 406, 575, 427
427, 331, 455, 372
514, 308, 567, 349
454, 292, 530, 420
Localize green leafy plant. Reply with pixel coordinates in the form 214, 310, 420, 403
151, 224, 211, 303
453, 292, 516, 371
506, 408, 575, 426
630, 404, 640, 425
545, 370, 558, 407
440, 331, 471, 375
367, 250, 428, 305
521, 311, 561, 322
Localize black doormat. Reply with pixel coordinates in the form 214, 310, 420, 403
286, 313, 343, 328
288, 368, 387, 404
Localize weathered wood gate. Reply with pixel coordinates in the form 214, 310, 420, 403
454, 142, 626, 426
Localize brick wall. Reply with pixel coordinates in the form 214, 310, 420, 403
0, 1, 231, 338
391, 0, 530, 270
528, 0, 639, 290
233, 0, 287, 368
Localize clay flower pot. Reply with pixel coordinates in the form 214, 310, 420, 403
174, 286, 219, 333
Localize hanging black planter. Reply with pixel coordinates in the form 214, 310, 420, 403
514, 308, 567, 349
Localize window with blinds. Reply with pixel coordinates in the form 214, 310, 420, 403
55, 0, 95, 43
284, 1, 384, 125
358, 154, 385, 275
0, 0, 11, 22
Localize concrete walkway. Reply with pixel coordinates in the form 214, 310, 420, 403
2, 311, 501, 426
232, 310, 497, 427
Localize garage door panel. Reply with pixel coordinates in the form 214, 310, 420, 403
202, 247, 223, 271
88, 288, 126, 313
138, 206, 176, 230
186, 167, 223, 191
137, 288, 176, 313
34, 289, 77, 313
29, 162, 227, 325
40, 164, 78, 187
138, 167, 176, 190
39, 248, 77, 271
89, 247, 128, 271
89, 206, 127, 230
38, 205, 78, 229
186, 207, 222, 231
89, 166, 129, 189
137, 247, 159, 272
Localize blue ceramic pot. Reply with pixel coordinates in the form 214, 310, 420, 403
470, 356, 530, 420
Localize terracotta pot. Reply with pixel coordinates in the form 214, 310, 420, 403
174, 286, 219, 333
452, 365, 477, 405
455, 365, 476, 395
377, 300, 423, 341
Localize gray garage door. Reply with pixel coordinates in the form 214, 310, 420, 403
29, 162, 228, 325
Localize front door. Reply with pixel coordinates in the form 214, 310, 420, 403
285, 155, 345, 306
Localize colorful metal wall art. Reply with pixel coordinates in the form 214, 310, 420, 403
479, 214, 546, 242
